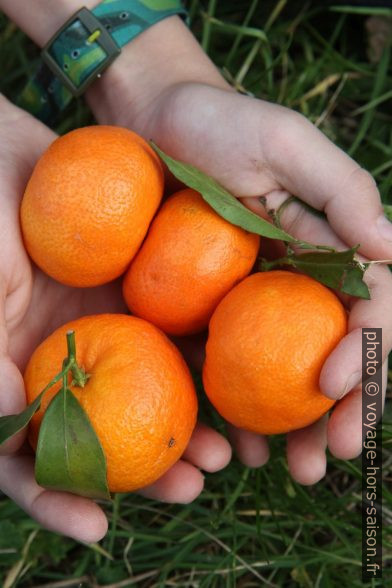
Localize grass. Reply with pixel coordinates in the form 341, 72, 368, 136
1, 1, 392, 586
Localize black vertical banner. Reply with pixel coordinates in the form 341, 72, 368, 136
362, 328, 383, 581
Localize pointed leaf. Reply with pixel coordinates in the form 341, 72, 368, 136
341, 263, 371, 299
288, 248, 361, 289
261, 247, 370, 299
152, 143, 297, 243
0, 391, 44, 446
35, 387, 110, 500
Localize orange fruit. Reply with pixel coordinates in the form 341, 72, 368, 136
203, 271, 347, 434
21, 126, 164, 287
25, 314, 198, 492
123, 188, 260, 336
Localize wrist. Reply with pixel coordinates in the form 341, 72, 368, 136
1, 0, 230, 132
85, 16, 231, 131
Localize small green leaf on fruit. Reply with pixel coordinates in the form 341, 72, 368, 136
35, 387, 110, 500
152, 143, 297, 243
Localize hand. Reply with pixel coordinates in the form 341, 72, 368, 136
0, 95, 231, 542
120, 81, 391, 484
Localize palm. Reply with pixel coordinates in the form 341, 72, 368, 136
132, 82, 390, 481
9, 269, 127, 370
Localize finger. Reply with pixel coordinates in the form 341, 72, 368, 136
328, 362, 387, 460
286, 415, 328, 485
328, 387, 362, 460
138, 460, 204, 503
320, 263, 392, 399
182, 422, 232, 472
0, 356, 25, 414
0, 355, 27, 455
241, 190, 348, 252
262, 106, 392, 260
226, 425, 270, 468
0, 453, 108, 542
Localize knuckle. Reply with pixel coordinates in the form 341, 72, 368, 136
263, 106, 313, 165
344, 167, 378, 196
280, 199, 307, 236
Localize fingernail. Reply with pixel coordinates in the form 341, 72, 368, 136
337, 370, 362, 399
377, 214, 392, 243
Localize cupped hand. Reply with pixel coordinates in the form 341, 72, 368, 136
0, 95, 231, 543
129, 82, 392, 484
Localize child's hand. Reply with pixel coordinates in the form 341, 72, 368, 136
130, 82, 391, 484
0, 95, 231, 542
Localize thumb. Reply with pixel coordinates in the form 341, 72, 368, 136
0, 311, 27, 454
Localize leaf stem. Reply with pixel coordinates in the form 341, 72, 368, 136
66, 330, 76, 362
66, 330, 90, 388
62, 358, 68, 390
260, 256, 295, 271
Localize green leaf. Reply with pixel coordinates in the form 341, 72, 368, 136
152, 143, 297, 243
35, 387, 110, 500
341, 263, 371, 299
261, 247, 370, 299
206, 17, 268, 43
287, 248, 360, 289
0, 391, 44, 446
0, 520, 23, 551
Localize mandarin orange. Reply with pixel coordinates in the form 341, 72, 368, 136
21, 126, 164, 287
203, 271, 347, 434
123, 188, 260, 335
24, 314, 198, 492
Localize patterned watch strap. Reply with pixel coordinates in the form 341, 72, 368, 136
18, 0, 186, 124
